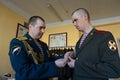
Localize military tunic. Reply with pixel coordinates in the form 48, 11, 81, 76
9, 33, 58, 80
74, 28, 120, 80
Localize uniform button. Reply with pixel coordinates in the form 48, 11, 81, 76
76, 58, 78, 60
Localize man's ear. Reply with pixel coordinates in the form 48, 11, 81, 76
84, 14, 88, 20
28, 24, 33, 31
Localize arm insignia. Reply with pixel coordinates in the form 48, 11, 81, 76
11, 46, 21, 55
108, 40, 117, 51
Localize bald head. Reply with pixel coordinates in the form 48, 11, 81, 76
28, 16, 45, 27
72, 8, 90, 22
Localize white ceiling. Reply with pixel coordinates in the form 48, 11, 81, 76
0, 0, 120, 25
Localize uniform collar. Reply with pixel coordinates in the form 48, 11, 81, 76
75, 28, 96, 56
24, 32, 33, 41
24, 32, 42, 53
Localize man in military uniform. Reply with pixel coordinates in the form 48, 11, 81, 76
64, 8, 120, 80
9, 16, 67, 80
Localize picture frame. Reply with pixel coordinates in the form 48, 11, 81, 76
16, 23, 28, 37
49, 32, 67, 47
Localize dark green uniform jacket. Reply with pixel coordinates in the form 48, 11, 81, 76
9, 33, 58, 80
74, 28, 120, 80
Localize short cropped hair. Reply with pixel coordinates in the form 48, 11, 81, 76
28, 16, 45, 26
71, 8, 90, 21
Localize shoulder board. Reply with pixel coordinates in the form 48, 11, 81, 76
95, 30, 107, 34
16, 36, 28, 41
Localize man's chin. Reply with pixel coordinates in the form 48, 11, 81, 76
38, 35, 42, 39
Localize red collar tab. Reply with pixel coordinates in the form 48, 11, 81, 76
96, 30, 107, 34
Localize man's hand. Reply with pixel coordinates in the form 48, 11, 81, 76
68, 57, 75, 68
64, 51, 74, 61
55, 58, 67, 67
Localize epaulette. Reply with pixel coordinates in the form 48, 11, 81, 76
95, 30, 107, 34
16, 36, 28, 41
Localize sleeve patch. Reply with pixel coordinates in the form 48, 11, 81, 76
108, 40, 117, 51
11, 46, 21, 55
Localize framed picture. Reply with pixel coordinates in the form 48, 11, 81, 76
16, 23, 28, 37
49, 32, 67, 47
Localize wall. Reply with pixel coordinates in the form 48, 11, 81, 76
0, 3, 26, 76
42, 24, 80, 47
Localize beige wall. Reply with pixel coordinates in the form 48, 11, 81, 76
0, 3, 26, 76
0, 2, 120, 79
42, 24, 79, 46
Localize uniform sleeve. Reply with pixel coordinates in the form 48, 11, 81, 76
81, 32, 120, 78
8, 38, 58, 80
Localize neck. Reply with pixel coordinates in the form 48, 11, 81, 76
28, 32, 37, 40
83, 24, 93, 34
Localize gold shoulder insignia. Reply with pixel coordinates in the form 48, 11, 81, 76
108, 40, 117, 51
16, 37, 27, 41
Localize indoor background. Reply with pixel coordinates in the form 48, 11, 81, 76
0, 0, 120, 80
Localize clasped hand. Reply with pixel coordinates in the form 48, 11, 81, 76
55, 51, 75, 68
64, 51, 75, 68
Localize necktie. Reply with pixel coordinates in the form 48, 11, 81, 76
79, 33, 88, 47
